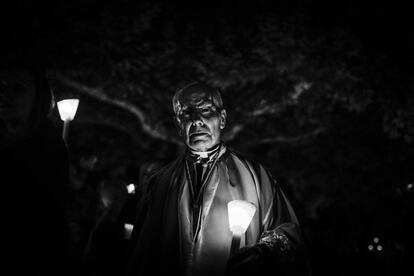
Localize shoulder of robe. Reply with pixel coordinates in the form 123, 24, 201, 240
224, 148, 269, 175
224, 147, 279, 190
146, 156, 185, 189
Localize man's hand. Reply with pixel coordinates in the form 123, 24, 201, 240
225, 244, 270, 276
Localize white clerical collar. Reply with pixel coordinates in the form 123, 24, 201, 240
193, 151, 209, 158
189, 144, 221, 159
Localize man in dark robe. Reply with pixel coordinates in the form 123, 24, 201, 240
127, 83, 308, 276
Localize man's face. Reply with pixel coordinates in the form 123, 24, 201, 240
175, 91, 226, 152
0, 69, 36, 142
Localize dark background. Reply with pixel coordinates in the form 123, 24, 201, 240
1, 0, 413, 275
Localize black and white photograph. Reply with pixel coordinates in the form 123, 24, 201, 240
1, 0, 413, 275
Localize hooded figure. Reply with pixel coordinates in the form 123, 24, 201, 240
0, 61, 70, 275
127, 83, 309, 276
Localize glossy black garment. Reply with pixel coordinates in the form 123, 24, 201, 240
0, 119, 70, 276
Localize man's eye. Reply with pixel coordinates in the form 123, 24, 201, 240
15, 83, 24, 89
0, 81, 9, 92
200, 107, 217, 115
0, 82, 26, 95
179, 112, 191, 120
14, 83, 26, 93
200, 109, 212, 114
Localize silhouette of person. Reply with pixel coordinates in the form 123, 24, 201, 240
83, 178, 128, 276
83, 160, 166, 276
0, 61, 70, 275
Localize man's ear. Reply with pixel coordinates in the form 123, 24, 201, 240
220, 109, 227, 129
174, 116, 183, 136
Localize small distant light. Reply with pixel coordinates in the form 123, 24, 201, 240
407, 183, 413, 190
368, 245, 374, 251
377, 245, 383, 251
124, 223, 134, 240
127, 183, 136, 194
124, 223, 133, 231
373, 237, 379, 243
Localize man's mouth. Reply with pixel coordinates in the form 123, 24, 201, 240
190, 131, 209, 139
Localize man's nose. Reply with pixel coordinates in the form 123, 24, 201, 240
190, 111, 204, 126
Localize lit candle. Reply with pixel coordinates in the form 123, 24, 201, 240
227, 200, 256, 256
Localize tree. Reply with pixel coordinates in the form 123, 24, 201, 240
5, 1, 413, 274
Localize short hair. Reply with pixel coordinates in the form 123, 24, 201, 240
172, 82, 223, 115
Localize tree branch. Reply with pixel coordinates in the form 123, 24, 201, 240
75, 118, 145, 146
54, 73, 182, 145
223, 124, 244, 141
244, 127, 325, 146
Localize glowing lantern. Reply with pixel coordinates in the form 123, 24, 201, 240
227, 200, 256, 256
57, 99, 79, 143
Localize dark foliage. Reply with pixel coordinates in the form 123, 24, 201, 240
1, 1, 413, 275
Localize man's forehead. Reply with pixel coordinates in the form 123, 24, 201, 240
178, 91, 214, 108
0, 69, 35, 84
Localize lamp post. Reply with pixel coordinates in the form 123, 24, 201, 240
57, 99, 79, 144
227, 200, 256, 257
